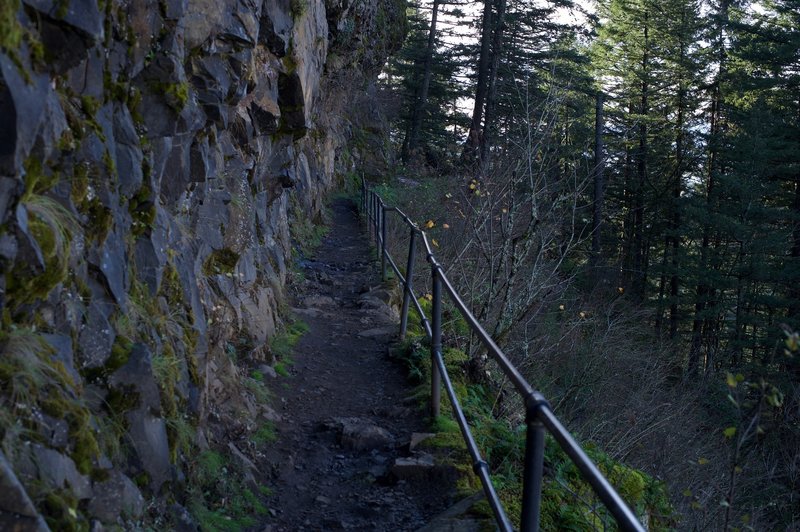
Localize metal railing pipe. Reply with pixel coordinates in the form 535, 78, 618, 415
430, 265, 442, 419
433, 351, 514, 532
437, 269, 534, 397
399, 229, 417, 340
536, 407, 645, 532
381, 205, 387, 280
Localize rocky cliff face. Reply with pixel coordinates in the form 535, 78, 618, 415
0, 0, 404, 527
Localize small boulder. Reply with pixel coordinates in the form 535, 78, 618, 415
302, 294, 336, 309
328, 418, 393, 451
88, 471, 145, 524
170, 503, 199, 532
0, 450, 48, 530
32, 444, 92, 500
391, 453, 436, 481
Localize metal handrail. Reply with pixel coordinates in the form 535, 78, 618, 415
360, 178, 645, 532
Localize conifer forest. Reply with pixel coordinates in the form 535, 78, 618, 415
381, 0, 800, 528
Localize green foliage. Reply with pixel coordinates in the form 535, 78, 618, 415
0, 328, 102, 484
289, 0, 306, 19
188, 448, 271, 531
252, 422, 277, 445
129, 184, 156, 237
244, 374, 271, 404
203, 248, 240, 276
149, 81, 190, 112
5, 191, 78, 310
42, 490, 86, 531
290, 203, 329, 257
0, 0, 22, 52
274, 362, 290, 377
268, 319, 309, 361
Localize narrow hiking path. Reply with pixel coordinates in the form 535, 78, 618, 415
259, 198, 458, 531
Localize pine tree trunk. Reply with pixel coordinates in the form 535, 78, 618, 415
404, 0, 441, 162
463, 0, 493, 166
632, 12, 649, 299
480, 0, 507, 168
688, 0, 729, 375
591, 92, 605, 272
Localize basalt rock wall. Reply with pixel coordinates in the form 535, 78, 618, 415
0, 0, 404, 527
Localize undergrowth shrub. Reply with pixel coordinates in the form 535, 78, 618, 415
389, 296, 676, 529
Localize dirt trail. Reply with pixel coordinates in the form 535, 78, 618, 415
260, 198, 457, 531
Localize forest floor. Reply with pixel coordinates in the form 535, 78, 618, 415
257, 198, 466, 531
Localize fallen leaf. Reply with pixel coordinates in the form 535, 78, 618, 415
424, 220, 435, 229
698, 457, 709, 465
442, 223, 450, 229
723, 427, 736, 438
432, 239, 439, 247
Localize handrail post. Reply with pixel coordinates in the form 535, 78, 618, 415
431, 264, 442, 419
521, 395, 548, 532
399, 229, 417, 340
373, 194, 378, 245
380, 205, 387, 281
372, 193, 377, 241
362, 178, 366, 217
376, 201, 382, 262
368, 191, 373, 236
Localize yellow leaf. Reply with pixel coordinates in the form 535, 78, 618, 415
726, 372, 737, 388
683, 489, 693, 497
691, 501, 702, 510
558, 304, 565, 311
501, 208, 508, 213
735, 373, 745, 382
617, 286, 625, 294
469, 183, 476, 190
432, 239, 439, 247
698, 457, 709, 465
424, 220, 435, 229
723, 427, 737, 438
442, 223, 450, 229
579, 311, 586, 319
424, 293, 433, 301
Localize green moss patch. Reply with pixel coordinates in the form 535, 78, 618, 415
188, 448, 272, 531
203, 248, 240, 276
129, 184, 156, 237
0, 0, 22, 52
149, 81, 189, 112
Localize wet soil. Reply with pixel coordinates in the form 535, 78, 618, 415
259, 199, 457, 531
